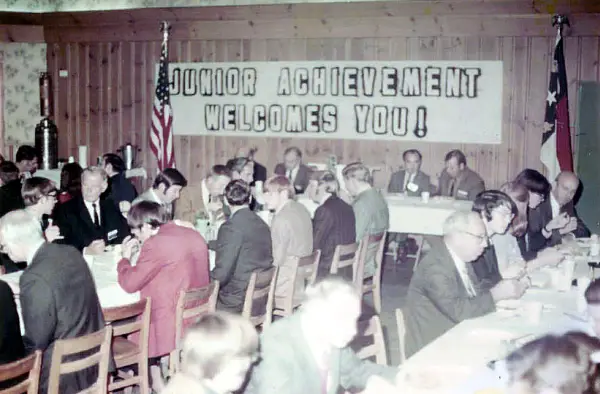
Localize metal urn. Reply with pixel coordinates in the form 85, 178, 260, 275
35, 72, 58, 170
117, 143, 141, 170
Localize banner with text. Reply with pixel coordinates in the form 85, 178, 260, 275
168, 61, 503, 144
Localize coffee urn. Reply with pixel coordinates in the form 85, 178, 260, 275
35, 72, 58, 170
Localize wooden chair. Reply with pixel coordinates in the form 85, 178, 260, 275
329, 243, 360, 279
242, 266, 278, 328
47, 326, 113, 394
169, 281, 219, 375
355, 231, 387, 314
103, 298, 151, 394
395, 309, 407, 363
0, 350, 42, 394
273, 250, 321, 317
353, 315, 388, 365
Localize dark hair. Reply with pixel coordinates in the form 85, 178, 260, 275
15, 145, 39, 163
103, 153, 126, 173
127, 201, 169, 230
284, 146, 302, 158
514, 169, 551, 198
472, 190, 517, 222
444, 149, 467, 166
224, 180, 251, 206
152, 168, 187, 190
210, 164, 231, 178
403, 149, 422, 161
60, 162, 83, 196
22, 177, 56, 206
585, 279, 600, 305
226, 158, 251, 175
0, 161, 19, 183
500, 182, 529, 237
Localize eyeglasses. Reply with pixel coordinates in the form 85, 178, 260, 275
461, 230, 489, 244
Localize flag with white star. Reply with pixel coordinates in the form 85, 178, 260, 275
150, 26, 176, 170
540, 24, 573, 181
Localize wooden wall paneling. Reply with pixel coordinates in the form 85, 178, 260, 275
131, 41, 146, 168
142, 40, 158, 188
88, 42, 101, 164
49, 44, 67, 161
172, 40, 189, 183
510, 37, 530, 177
564, 36, 582, 160
500, 37, 518, 183
108, 42, 121, 165
120, 42, 133, 158
524, 37, 551, 172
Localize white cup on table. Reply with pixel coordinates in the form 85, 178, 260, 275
421, 191, 430, 203
523, 301, 543, 324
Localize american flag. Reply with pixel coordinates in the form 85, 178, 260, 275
150, 25, 176, 170
540, 17, 572, 181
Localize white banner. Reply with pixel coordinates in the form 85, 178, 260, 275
168, 61, 503, 144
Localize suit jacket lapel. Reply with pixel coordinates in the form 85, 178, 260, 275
78, 197, 96, 230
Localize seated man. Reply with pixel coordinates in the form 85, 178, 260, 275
526, 171, 590, 255
388, 149, 431, 196
175, 164, 231, 223
312, 171, 356, 278
211, 180, 273, 313
235, 146, 267, 185
102, 153, 137, 204
0, 210, 106, 394
343, 162, 389, 276
274, 146, 312, 194
133, 168, 187, 219
437, 149, 485, 201
263, 175, 313, 300
55, 167, 129, 254
471, 190, 519, 290
246, 278, 400, 394
22, 177, 63, 242
404, 211, 527, 357
15, 145, 39, 178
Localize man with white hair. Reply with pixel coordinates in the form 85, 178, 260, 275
404, 211, 528, 357
247, 277, 400, 394
55, 166, 129, 254
0, 210, 106, 394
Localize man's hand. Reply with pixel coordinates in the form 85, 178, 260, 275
121, 236, 139, 260
547, 212, 570, 232
503, 260, 526, 279
119, 201, 131, 218
44, 224, 63, 242
85, 239, 106, 256
558, 217, 578, 235
491, 279, 527, 302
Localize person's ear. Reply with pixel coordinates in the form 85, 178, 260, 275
101, 180, 108, 193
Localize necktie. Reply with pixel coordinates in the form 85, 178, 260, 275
448, 179, 456, 197
92, 203, 100, 227
460, 266, 477, 297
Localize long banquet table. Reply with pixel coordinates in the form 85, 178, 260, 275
297, 194, 473, 236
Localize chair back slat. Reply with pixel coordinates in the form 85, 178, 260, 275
242, 266, 278, 327
102, 298, 148, 337
297, 249, 321, 286
395, 309, 407, 363
0, 350, 42, 394
274, 250, 321, 317
330, 243, 359, 275
355, 231, 387, 314
354, 315, 387, 365
47, 326, 112, 394
176, 281, 219, 346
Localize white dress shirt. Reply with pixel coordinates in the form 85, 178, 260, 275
286, 165, 299, 185
550, 193, 561, 218
403, 172, 415, 192
83, 199, 101, 225
447, 243, 477, 297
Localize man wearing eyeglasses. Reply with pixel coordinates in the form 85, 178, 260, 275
404, 211, 527, 357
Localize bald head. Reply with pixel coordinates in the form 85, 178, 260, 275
443, 211, 488, 263
553, 171, 579, 206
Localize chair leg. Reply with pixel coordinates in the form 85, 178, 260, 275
373, 280, 382, 314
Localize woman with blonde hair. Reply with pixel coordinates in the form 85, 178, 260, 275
162, 312, 258, 394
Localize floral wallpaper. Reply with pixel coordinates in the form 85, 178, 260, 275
0, 0, 391, 12
1, 43, 47, 145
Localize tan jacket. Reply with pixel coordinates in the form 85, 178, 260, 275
174, 182, 207, 223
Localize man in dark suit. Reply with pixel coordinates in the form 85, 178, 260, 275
0, 161, 25, 218
527, 171, 590, 255
0, 210, 106, 394
274, 146, 312, 194
102, 153, 137, 205
15, 145, 39, 177
311, 171, 356, 278
387, 149, 432, 196
211, 180, 273, 313
235, 146, 267, 185
404, 211, 527, 357
471, 190, 519, 290
55, 167, 129, 254
437, 149, 485, 201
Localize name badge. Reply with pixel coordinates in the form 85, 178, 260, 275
457, 189, 468, 197
107, 229, 118, 241
406, 182, 419, 192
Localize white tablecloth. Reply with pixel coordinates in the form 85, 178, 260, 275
399, 287, 584, 393
297, 195, 473, 236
